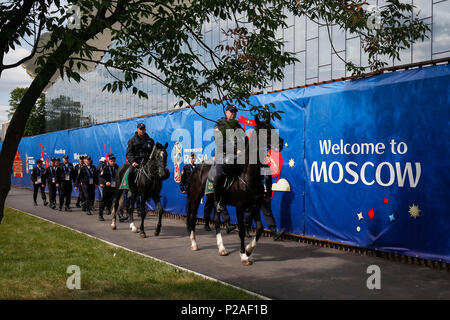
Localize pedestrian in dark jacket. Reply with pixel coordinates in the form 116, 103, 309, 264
75, 156, 98, 215
180, 153, 196, 194
58, 155, 75, 211
45, 158, 60, 209
98, 156, 118, 221
30, 159, 48, 206
74, 155, 85, 208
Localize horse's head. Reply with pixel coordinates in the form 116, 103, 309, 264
149, 142, 168, 178
254, 116, 284, 153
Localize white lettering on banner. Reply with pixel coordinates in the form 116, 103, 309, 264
311, 161, 421, 188
312, 139, 421, 188
319, 139, 385, 155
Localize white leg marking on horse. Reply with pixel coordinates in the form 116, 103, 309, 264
190, 231, 198, 251
245, 237, 257, 254
130, 222, 138, 233
240, 252, 249, 262
216, 233, 227, 255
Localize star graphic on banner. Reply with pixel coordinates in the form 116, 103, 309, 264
368, 208, 375, 219
409, 204, 421, 219
285, 142, 288, 148
288, 158, 295, 168
356, 226, 361, 232
384, 198, 389, 204
357, 212, 364, 221
389, 214, 395, 222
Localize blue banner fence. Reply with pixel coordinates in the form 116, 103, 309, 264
5, 64, 449, 262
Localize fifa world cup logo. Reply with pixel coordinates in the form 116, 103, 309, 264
173, 141, 182, 183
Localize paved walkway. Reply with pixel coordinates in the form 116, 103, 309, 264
5, 187, 450, 299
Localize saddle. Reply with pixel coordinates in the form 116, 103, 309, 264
119, 168, 131, 190
119, 166, 145, 190
205, 163, 236, 195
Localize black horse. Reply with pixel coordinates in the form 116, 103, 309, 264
186, 117, 283, 265
110, 142, 169, 238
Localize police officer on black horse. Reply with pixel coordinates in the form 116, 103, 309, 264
126, 123, 155, 199
213, 104, 246, 233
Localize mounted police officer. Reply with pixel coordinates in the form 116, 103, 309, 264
45, 157, 60, 210
31, 159, 48, 206
98, 155, 119, 221
126, 123, 155, 195
58, 155, 75, 212
213, 104, 245, 232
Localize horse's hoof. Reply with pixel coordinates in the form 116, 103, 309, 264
218, 249, 228, 256
154, 230, 160, 236
140, 232, 146, 238
111, 225, 116, 230
245, 250, 252, 257
241, 259, 253, 266
191, 245, 199, 251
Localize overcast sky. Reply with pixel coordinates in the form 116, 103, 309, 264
0, 47, 33, 123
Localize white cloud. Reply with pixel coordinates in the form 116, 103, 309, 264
0, 47, 33, 106
0, 105, 10, 123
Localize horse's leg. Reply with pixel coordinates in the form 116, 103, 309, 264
187, 191, 202, 251
110, 189, 122, 230
129, 193, 138, 233
209, 194, 227, 256
153, 195, 163, 236
215, 206, 228, 256
245, 206, 263, 257
138, 196, 146, 238
237, 205, 252, 266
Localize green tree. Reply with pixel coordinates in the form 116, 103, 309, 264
8, 88, 45, 136
0, 0, 430, 222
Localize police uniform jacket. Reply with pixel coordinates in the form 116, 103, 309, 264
98, 163, 119, 186
126, 132, 155, 165
58, 162, 75, 183
180, 163, 196, 193
76, 164, 98, 186
31, 166, 46, 185
45, 166, 61, 185
214, 117, 245, 157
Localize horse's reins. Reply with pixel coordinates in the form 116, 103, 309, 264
135, 146, 159, 183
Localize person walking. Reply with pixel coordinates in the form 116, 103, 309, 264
98, 155, 118, 221
58, 155, 75, 212
30, 159, 48, 206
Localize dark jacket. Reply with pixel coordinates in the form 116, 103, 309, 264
126, 132, 155, 165
98, 163, 119, 186
76, 164, 98, 186
31, 166, 46, 185
180, 163, 196, 193
58, 162, 75, 183
214, 117, 245, 157
45, 166, 60, 185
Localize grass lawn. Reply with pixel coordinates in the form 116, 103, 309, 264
0, 207, 259, 300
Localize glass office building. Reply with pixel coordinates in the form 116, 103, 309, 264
44, 0, 450, 132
